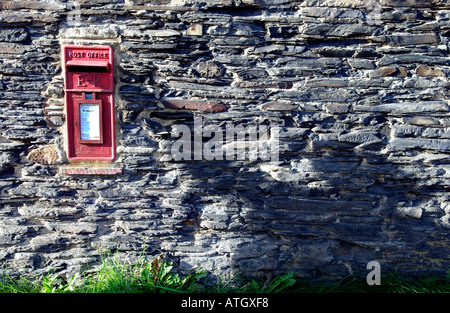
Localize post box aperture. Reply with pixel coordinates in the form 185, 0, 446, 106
64, 45, 116, 161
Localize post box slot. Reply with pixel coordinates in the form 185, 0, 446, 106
66, 60, 110, 73
67, 65, 108, 73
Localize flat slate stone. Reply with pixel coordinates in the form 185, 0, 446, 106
162, 99, 228, 113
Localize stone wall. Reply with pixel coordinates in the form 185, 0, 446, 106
0, 0, 449, 279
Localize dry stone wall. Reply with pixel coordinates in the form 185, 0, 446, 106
0, 0, 449, 279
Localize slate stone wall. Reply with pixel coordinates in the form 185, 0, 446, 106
0, 0, 449, 279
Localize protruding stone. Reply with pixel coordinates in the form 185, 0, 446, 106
374, 67, 407, 78
375, 34, 439, 46
162, 99, 227, 113
196, 60, 225, 78
27, 145, 59, 165
187, 23, 203, 36
0, 28, 29, 43
261, 101, 296, 111
234, 81, 293, 89
416, 65, 444, 77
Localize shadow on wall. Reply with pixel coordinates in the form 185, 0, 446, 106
162, 109, 449, 280
2, 98, 447, 280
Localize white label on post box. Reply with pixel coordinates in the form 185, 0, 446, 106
80, 103, 100, 141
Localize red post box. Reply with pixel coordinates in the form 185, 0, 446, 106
64, 45, 116, 161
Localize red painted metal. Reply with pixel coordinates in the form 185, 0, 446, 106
64, 45, 116, 161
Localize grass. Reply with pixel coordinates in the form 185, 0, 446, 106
290, 273, 450, 293
0, 251, 449, 293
